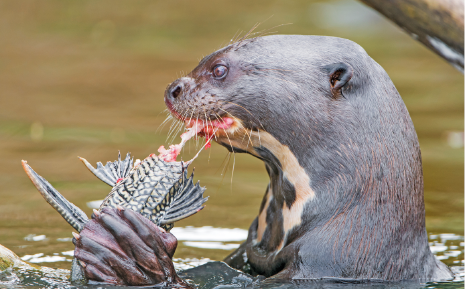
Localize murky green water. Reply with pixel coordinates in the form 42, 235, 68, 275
0, 0, 463, 287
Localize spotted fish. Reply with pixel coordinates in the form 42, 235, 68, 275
22, 152, 207, 284
81, 152, 207, 231
21, 152, 208, 233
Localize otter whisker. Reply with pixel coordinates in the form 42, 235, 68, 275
227, 22, 263, 53
229, 29, 241, 45
169, 112, 188, 144
214, 112, 235, 152
241, 128, 248, 146
208, 138, 212, 164
232, 19, 290, 52
231, 30, 244, 45
157, 114, 173, 133
203, 110, 210, 129
213, 112, 226, 141
195, 115, 200, 149
216, 108, 245, 148
205, 112, 217, 142
235, 21, 261, 47
257, 128, 262, 147
166, 120, 180, 144
168, 124, 182, 144
188, 107, 195, 125
217, 107, 253, 147
202, 109, 216, 148
245, 127, 254, 149
156, 108, 169, 119
166, 106, 188, 143
166, 106, 183, 139
249, 23, 292, 41
219, 152, 232, 192
245, 128, 253, 150
215, 151, 230, 175
166, 117, 180, 142
174, 109, 188, 135
222, 101, 265, 130
185, 107, 196, 153
230, 152, 236, 191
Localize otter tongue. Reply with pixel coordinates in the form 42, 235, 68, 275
157, 122, 205, 162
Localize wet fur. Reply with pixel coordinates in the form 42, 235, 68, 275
165, 35, 453, 281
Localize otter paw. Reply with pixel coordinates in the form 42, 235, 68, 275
73, 207, 187, 287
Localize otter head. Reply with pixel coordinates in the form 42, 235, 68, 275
164, 36, 360, 164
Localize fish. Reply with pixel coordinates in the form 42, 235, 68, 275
22, 152, 207, 234
83, 152, 208, 231
21, 126, 209, 283
21, 125, 209, 233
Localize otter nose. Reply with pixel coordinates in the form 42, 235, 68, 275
169, 83, 183, 99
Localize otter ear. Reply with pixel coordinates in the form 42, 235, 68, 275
323, 62, 353, 98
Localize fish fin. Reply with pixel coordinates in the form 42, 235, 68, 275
79, 152, 134, 187
22, 160, 89, 232
159, 170, 208, 225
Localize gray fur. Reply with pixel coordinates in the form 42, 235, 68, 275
166, 35, 454, 281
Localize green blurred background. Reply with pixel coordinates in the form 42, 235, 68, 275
0, 0, 463, 270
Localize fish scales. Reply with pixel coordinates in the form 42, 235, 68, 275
23, 151, 208, 233
89, 154, 206, 231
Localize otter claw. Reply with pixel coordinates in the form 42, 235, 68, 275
72, 232, 81, 240
93, 209, 101, 218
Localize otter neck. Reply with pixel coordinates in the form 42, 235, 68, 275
253, 149, 313, 252
216, 129, 316, 250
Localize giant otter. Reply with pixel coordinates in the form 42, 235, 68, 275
73, 35, 453, 285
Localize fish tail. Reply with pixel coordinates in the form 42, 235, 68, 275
21, 160, 89, 232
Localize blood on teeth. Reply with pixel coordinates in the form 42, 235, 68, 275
157, 117, 233, 161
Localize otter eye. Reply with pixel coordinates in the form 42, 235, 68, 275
212, 65, 228, 79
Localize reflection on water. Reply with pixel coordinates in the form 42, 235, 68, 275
183, 241, 241, 250
0, 265, 70, 288
173, 258, 212, 271
171, 226, 248, 241
1, 260, 464, 289
86, 200, 103, 209
428, 234, 465, 267
21, 253, 68, 264
23, 234, 47, 242
0, 0, 463, 288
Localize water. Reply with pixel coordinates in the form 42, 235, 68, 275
0, 0, 463, 288
1, 231, 464, 287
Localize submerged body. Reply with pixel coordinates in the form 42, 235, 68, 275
69, 34, 453, 285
